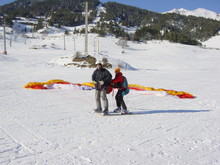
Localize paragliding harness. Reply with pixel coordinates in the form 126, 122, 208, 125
122, 76, 130, 96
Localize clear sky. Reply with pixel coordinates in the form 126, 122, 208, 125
0, 0, 220, 13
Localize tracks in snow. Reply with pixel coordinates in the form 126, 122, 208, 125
0, 112, 84, 165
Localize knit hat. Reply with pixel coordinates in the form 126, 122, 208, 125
114, 67, 121, 73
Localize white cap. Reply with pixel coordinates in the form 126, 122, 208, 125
95, 60, 102, 65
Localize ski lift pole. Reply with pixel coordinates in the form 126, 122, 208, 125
94, 37, 96, 52
85, 1, 88, 54
73, 36, 76, 51
64, 35, 66, 50
10, 33, 12, 47
3, 23, 7, 55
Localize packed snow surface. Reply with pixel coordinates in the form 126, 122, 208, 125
1, 29, 220, 165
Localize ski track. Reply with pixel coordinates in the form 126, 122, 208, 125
0, 113, 81, 164
0, 90, 94, 164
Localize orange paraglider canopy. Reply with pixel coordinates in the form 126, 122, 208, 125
24, 79, 195, 99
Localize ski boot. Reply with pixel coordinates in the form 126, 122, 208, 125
94, 108, 102, 113
113, 107, 121, 113
102, 109, 109, 115
121, 109, 129, 115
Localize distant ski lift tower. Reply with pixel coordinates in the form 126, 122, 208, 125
85, 1, 88, 54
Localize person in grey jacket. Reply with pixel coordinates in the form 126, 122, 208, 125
92, 61, 112, 115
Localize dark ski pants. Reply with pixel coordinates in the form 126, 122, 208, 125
115, 90, 127, 110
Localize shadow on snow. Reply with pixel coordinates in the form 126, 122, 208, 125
130, 109, 210, 115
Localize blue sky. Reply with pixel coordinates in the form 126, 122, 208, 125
0, 0, 220, 13
0, 0, 15, 6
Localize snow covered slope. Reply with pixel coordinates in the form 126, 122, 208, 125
202, 35, 220, 49
1, 30, 220, 165
165, 8, 220, 21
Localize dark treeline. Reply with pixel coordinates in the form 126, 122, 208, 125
1, 0, 220, 45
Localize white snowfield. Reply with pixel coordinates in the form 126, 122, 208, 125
1, 30, 220, 165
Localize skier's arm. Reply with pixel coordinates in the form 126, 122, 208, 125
112, 72, 124, 84
92, 70, 96, 82
103, 70, 112, 84
111, 75, 123, 84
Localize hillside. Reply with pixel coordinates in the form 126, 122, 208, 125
0, 0, 220, 44
0, 0, 99, 26
101, 2, 220, 41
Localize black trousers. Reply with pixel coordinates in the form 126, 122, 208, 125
115, 90, 127, 110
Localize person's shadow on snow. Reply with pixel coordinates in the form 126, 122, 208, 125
130, 109, 210, 115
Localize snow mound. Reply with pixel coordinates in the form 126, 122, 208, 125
202, 35, 220, 49
107, 56, 136, 70
37, 26, 63, 34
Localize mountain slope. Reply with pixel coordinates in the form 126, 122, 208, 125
0, 0, 100, 26
1, 1, 220, 43
101, 2, 220, 42
0, 0, 100, 15
165, 8, 220, 21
